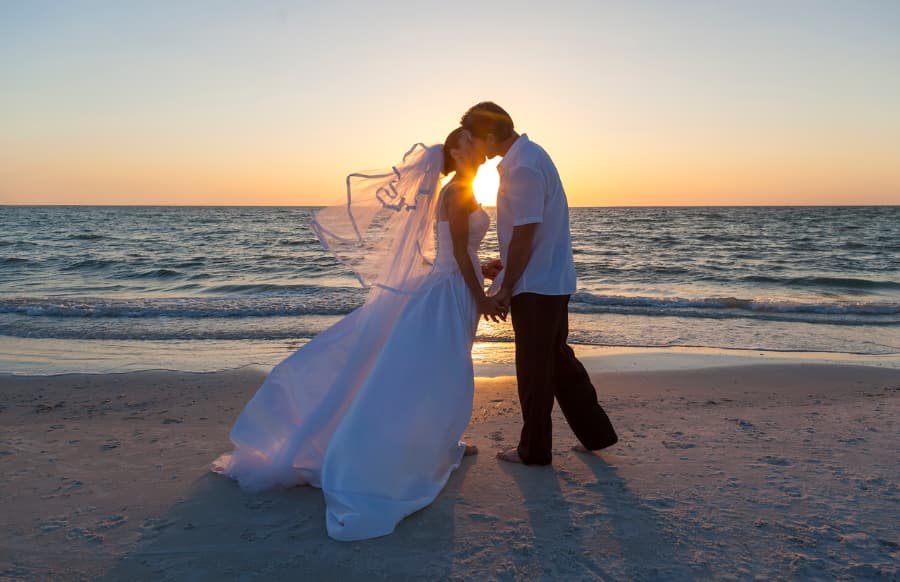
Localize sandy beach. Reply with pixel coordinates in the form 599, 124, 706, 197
1, 352, 898, 581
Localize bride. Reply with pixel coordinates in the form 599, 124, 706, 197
212, 127, 504, 541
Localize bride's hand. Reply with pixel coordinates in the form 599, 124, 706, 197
478, 296, 506, 323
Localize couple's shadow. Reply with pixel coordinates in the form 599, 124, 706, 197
102, 462, 473, 581
499, 451, 691, 580
101, 452, 690, 580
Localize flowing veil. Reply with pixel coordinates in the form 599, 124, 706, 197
311, 143, 444, 300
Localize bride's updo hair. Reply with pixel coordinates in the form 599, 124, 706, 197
442, 127, 467, 175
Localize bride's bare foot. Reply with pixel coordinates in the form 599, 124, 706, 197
463, 444, 479, 456
496, 447, 524, 464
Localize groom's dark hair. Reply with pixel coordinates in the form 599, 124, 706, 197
461, 102, 514, 141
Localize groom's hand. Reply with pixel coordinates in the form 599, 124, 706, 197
493, 288, 512, 312
481, 259, 503, 280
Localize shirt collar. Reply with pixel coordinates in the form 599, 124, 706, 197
497, 133, 528, 173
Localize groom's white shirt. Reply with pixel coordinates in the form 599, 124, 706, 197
492, 134, 577, 297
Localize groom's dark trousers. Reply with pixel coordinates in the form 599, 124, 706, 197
511, 293, 617, 465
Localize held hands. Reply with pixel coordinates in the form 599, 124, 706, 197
478, 295, 507, 323
477, 259, 508, 322
492, 287, 512, 313
481, 259, 503, 280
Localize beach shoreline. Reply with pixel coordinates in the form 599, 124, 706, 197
3, 336, 899, 377
1, 353, 897, 580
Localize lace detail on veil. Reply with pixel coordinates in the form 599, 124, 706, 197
311, 143, 444, 296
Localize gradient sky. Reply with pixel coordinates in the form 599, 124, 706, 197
2, 0, 899, 206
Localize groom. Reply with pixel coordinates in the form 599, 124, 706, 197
462, 102, 618, 465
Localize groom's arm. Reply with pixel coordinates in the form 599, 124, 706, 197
498, 223, 537, 296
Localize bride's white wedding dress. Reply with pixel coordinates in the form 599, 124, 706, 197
213, 201, 489, 541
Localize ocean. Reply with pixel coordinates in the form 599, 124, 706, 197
1, 205, 898, 373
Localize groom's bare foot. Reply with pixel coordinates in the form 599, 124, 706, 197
463, 444, 479, 456
573, 438, 618, 454
496, 447, 524, 464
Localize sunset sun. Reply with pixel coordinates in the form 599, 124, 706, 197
472, 157, 501, 206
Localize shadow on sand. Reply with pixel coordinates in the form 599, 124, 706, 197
102, 461, 475, 581
499, 452, 696, 580
101, 449, 698, 580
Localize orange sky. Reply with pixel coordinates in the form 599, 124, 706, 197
2, 2, 899, 206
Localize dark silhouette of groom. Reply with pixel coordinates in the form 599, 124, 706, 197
462, 102, 618, 465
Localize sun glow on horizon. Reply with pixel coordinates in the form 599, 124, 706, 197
473, 157, 501, 207
2, 3, 899, 207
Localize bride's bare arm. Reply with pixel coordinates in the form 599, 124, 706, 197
446, 186, 504, 322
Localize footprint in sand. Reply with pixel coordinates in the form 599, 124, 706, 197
854, 477, 885, 491
779, 484, 803, 497
39, 517, 68, 533
139, 517, 175, 540
838, 436, 867, 445
662, 441, 697, 449
467, 513, 499, 523
662, 430, 697, 449
241, 527, 278, 542
246, 498, 275, 510
95, 514, 127, 531
66, 527, 103, 544
758, 455, 792, 466
732, 418, 755, 429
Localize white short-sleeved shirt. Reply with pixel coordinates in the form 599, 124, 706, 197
491, 134, 577, 296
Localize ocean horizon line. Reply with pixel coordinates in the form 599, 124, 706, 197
2, 203, 899, 209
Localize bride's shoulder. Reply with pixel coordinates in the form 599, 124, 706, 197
441, 182, 474, 203
439, 182, 462, 208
